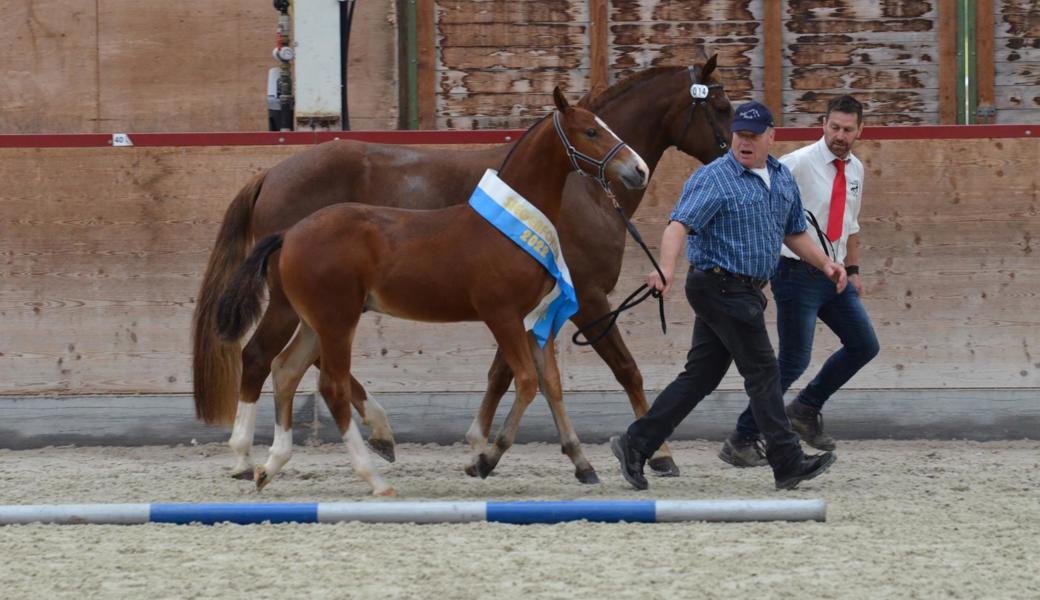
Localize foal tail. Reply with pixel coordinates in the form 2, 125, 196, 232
191, 172, 265, 425
216, 234, 285, 343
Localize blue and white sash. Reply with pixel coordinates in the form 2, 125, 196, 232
467, 169, 578, 348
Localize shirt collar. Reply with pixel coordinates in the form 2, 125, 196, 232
723, 150, 782, 176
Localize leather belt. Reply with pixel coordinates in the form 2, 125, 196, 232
707, 265, 767, 289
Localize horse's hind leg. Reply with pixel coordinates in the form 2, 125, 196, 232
468, 320, 540, 479
254, 321, 319, 491
348, 379, 396, 463
573, 295, 680, 477
530, 337, 598, 484
464, 351, 512, 473
229, 287, 300, 479
317, 322, 394, 497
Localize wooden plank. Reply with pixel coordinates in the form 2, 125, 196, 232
995, 84, 1040, 109
438, 22, 586, 47
783, 66, 938, 90
588, 0, 609, 96
612, 1, 759, 22
416, 0, 437, 129
2, 0, 99, 134
97, 0, 272, 132
785, 4, 936, 20
610, 21, 764, 45
938, 0, 959, 123
436, 0, 587, 24
440, 47, 589, 70
763, 0, 783, 124
438, 69, 591, 94
345, 0, 401, 130
785, 41, 941, 66
977, 0, 998, 122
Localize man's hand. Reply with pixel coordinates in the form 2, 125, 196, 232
822, 261, 847, 293
646, 267, 674, 295
849, 273, 864, 295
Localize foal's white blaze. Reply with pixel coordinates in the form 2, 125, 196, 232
229, 401, 258, 474
262, 424, 293, 479
595, 115, 649, 179
344, 419, 394, 496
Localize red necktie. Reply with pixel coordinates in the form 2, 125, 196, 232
827, 158, 846, 242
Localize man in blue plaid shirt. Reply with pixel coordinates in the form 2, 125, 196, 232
611, 101, 846, 491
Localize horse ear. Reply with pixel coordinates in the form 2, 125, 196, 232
703, 54, 718, 80
553, 86, 571, 112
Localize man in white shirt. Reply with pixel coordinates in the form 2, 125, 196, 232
719, 95, 881, 467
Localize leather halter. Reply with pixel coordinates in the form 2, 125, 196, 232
683, 65, 729, 151
552, 110, 628, 193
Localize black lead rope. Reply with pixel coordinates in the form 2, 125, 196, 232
803, 209, 835, 259
573, 190, 668, 347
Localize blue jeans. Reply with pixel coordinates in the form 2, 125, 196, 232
735, 258, 880, 438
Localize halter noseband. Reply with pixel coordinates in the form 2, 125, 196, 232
683, 65, 729, 151
552, 110, 628, 193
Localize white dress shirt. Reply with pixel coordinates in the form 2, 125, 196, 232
779, 136, 864, 264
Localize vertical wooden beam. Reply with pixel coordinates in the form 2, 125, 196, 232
415, 0, 437, 129
588, 0, 609, 97
762, 0, 783, 125
938, 0, 959, 124
976, 0, 996, 123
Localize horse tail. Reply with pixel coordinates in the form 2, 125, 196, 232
216, 234, 284, 343
191, 172, 265, 425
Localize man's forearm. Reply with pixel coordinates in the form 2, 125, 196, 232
846, 233, 861, 266
659, 220, 689, 279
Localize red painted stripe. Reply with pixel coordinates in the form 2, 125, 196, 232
0, 125, 1034, 148
775, 124, 1037, 142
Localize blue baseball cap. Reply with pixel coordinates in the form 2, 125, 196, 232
732, 101, 774, 134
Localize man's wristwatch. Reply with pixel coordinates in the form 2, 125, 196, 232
845, 265, 860, 276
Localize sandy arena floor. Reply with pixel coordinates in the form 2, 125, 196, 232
0, 439, 1037, 599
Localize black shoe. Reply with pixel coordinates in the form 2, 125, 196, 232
786, 401, 837, 451
718, 434, 769, 468
610, 434, 648, 491
774, 451, 837, 490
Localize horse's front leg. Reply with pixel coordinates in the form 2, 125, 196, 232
254, 323, 319, 492
530, 337, 598, 483
464, 351, 513, 476
468, 321, 538, 479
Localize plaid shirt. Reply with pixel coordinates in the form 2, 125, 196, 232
670, 151, 807, 281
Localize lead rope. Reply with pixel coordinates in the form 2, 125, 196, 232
572, 188, 668, 347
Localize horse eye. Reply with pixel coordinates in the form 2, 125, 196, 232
585, 128, 598, 138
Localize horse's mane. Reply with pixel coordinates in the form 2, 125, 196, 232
496, 113, 551, 173
584, 66, 687, 112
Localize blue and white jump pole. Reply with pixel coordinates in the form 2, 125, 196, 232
0, 499, 825, 526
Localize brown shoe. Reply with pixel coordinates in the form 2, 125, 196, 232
718, 434, 768, 468
786, 401, 836, 451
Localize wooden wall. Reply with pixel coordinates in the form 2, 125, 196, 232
996, 0, 1040, 123
5, 1, 1039, 133
2, 135, 1037, 394
1, 0, 398, 133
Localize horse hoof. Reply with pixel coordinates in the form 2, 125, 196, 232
373, 486, 397, 497
367, 439, 397, 463
649, 456, 681, 477
575, 468, 600, 485
230, 468, 255, 481
464, 462, 480, 478
254, 467, 272, 492
475, 454, 496, 479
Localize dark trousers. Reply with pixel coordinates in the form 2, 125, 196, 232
626, 268, 802, 469
735, 258, 880, 437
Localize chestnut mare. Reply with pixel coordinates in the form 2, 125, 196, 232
214, 89, 649, 494
192, 56, 732, 480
